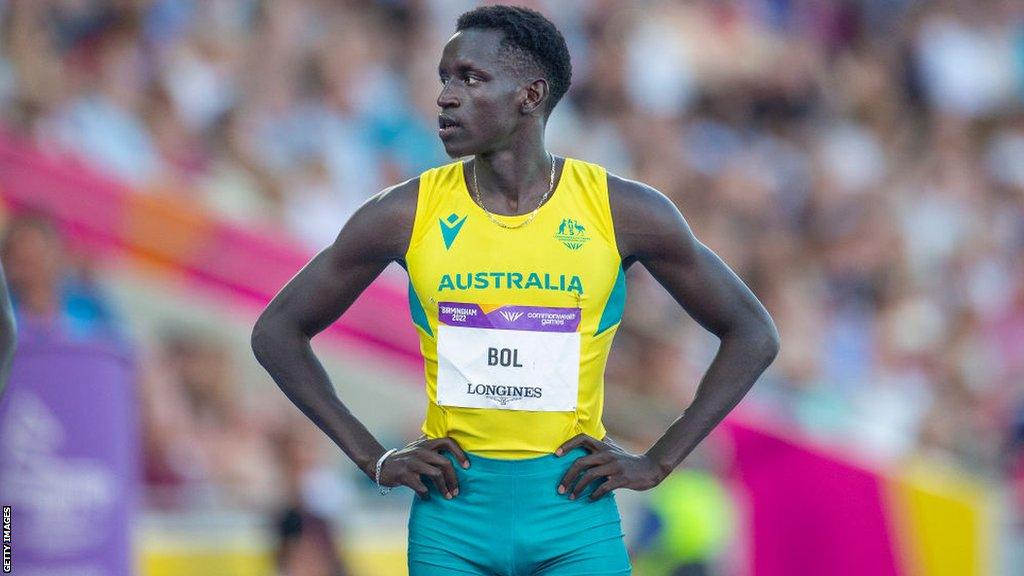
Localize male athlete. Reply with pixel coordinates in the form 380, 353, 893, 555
252, 5, 779, 575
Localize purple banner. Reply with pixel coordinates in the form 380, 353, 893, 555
438, 302, 581, 332
0, 320, 138, 576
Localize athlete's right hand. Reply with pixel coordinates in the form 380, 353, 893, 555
377, 437, 471, 500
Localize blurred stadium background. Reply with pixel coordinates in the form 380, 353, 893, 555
0, 0, 1022, 574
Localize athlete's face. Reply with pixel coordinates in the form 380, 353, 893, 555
436, 29, 527, 157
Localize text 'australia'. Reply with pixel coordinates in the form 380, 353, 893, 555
438, 272, 583, 295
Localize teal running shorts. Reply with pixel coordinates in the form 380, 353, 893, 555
408, 447, 632, 575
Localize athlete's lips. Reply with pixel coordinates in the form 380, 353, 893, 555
438, 114, 461, 138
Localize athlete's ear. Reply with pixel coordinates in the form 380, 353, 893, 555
521, 78, 548, 115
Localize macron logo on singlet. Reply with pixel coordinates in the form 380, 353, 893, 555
439, 213, 468, 250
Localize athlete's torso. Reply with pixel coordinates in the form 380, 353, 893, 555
404, 157, 626, 458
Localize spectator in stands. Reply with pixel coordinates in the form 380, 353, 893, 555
143, 328, 280, 509
0, 213, 119, 341
272, 418, 352, 576
630, 445, 737, 576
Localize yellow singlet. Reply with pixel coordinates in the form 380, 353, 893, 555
404, 157, 626, 459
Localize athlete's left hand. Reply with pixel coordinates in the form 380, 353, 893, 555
555, 434, 668, 501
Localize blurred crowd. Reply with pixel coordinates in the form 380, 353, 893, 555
3, 0, 1024, 563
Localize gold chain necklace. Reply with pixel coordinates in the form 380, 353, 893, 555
473, 154, 556, 229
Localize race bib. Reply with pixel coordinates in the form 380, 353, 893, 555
436, 302, 581, 411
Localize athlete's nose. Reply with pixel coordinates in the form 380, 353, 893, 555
437, 80, 459, 109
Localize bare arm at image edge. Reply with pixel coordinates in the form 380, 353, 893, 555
0, 263, 15, 399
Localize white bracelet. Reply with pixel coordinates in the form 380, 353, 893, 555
375, 448, 399, 495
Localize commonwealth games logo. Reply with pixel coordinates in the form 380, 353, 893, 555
554, 218, 591, 250
499, 311, 524, 323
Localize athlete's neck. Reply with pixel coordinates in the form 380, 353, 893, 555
473, 141, 554, 216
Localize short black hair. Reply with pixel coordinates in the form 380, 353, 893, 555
456, 5, 572, 116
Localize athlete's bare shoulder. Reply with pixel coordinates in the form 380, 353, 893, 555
605, 172, 698, 265
331, 176, 420, 265
255, 176, 421, 338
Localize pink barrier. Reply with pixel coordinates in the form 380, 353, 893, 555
724, 419, 903, 576
0, 129, 422, 367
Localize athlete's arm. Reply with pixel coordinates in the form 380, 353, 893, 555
251, 178, 469, 500
558, 174, 779, 500
0, 263, 16, 398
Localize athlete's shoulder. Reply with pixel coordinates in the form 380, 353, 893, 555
337, 176, 420, 263
606, 171, 684, 229
604, 171, 694, 262
565, 156, 605, 173
363, 175, 420, 217
417, 159, 465, 191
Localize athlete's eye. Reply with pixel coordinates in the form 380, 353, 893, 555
465, 75, 480, 86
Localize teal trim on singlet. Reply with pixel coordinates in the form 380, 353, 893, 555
595, 266, 627, 336
408, 281, 433, 336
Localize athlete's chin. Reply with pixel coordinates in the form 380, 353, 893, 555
440, 139, 478, 159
